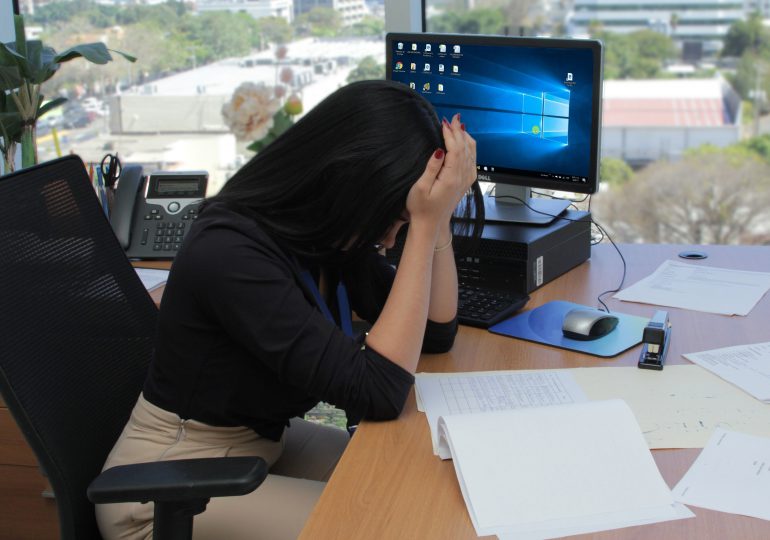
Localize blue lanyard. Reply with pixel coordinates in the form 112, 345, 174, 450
299, 270, 353, 338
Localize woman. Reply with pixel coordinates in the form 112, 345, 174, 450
96, 80, 482, 539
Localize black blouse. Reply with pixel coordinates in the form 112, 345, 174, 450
143, 202, 458, 440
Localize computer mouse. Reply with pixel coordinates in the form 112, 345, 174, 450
561, 308, 619, 341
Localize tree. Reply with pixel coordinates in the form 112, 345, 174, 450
255, 16, 294, 47
345, 16, 385, 37
597, 30, 676, 79
722, 12, 770, 58
294, 8, 342, 38
428, 8, 506, 35
592, 146, 770, 244
599, 157, 634, 188
346, 56, 383, 83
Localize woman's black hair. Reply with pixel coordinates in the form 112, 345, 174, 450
206, 79, 484, 263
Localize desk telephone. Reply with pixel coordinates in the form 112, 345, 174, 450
110, 165, 208, 260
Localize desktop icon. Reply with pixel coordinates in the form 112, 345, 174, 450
424, 63, 431, 71
453, 45, 461, 54
411, 43, 417, 51
567, 72, 573, 81
409, 82, 416, 89
410, 62, 416, 71
425, 44, 432, 52
438, 83, 444, 92
452, 65, 459, 73
397, 42, 404, 50
438, 64, 445, 72
439, 44, 447, 53
395, 61, 403, 70
423, 82, 431, 91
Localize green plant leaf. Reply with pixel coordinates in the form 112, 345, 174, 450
272, 109, 294, 134
109, 48, 137, 63
0, 65, 23, 91
0, 41, 31, 81
37, 97, 67, 119
54, 42, 113, 65
54, 43, 136, 65
13, 15, 26, 61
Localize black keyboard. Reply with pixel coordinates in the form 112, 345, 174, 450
458, 285, 529, 328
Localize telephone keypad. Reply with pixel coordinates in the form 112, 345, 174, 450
138, 205, 199, 256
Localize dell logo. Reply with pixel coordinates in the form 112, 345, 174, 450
477, 173, 492, 181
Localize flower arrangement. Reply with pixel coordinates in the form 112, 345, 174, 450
222, 45, 303, 154
0, 15, 135, 172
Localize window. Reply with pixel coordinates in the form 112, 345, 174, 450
24, 0, 385, 198
424, 0, 770, 246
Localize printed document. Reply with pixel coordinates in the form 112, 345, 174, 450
134, 267, 169, 292
683, 342, 770, 403
437, 400, 694, 539
613, 259, 770, 315
572, 365, 770, 449
673, 428, 770, 521
415, 370, 587, 454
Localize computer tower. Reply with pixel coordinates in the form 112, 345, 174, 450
387, 210, 592, 295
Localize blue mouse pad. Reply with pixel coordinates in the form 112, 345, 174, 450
488, 301, 649, 358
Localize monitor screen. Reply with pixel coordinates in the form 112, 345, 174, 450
385, 33, 603, 198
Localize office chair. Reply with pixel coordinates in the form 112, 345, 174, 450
0, 156, 268, 540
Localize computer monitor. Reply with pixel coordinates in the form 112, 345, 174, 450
386, 33, 603, 225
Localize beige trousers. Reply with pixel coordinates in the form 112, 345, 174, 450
95, 394, 349, 540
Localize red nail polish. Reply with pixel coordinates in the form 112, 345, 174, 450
461, 123, 466, 131
457, 114, 462, 121
434, 149, 444, 159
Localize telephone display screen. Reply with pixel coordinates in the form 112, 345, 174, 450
147, 174, 207, 198
156, 180, 200, 194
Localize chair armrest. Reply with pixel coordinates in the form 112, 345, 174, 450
87, 456, 268, 504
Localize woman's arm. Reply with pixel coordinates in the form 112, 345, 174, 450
365, 115, 476, 374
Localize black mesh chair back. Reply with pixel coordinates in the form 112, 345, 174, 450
0, 156, 158, 540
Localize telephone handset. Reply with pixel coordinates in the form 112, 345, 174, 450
111, 166, 208, 260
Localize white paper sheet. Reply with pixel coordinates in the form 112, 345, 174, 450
437, 400, 694, 539
673, 428, 770, 521
613, 259, 770, 315
683, 342, 770, 403
135, 267, 169, 292
415, 370, 587, 454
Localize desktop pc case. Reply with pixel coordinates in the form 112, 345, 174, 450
387, 210, 592, 296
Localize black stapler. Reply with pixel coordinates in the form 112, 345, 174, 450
638, 310, 671, 371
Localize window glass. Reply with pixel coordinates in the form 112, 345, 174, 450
25, 0, 385, 196
425, 1, 770, 246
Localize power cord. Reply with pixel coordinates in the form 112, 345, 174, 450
488, 192, 627, 313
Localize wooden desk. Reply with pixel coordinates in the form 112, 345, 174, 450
300, 243, 770, 540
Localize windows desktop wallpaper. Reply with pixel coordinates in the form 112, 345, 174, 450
389, 40, 596, 180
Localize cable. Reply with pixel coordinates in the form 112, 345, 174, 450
488, 193, 627, 313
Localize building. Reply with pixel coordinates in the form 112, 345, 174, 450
196, 0, 294, 23
568, 0, 750, 54
294, 0, 368, 26
601, 77, 742, 165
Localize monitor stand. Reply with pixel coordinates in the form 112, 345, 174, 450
483, 184, 570, 225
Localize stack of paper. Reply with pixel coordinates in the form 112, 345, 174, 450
415, 370, 587, 454
683, 342, 770, 403
436, 400, 693, 539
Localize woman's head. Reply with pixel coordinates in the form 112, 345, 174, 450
208, 79, 481, 261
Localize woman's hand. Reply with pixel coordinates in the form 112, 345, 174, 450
406, 114, 477, 235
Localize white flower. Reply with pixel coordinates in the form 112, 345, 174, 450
222, 82, 281, 142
